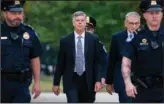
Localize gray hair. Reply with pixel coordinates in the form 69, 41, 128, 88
72, 11, 87, 22
125, 11, 141, 20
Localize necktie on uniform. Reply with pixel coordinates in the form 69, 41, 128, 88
75, 36, 84, 76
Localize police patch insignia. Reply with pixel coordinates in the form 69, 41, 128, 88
23, 32, 30, 39
151, 0, 157, 5
142, 39, 147, 43
15, 0, 20, 5
140, 38, 148, 45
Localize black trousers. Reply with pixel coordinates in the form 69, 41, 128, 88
65, 72, 95, 103
1, 79, 31, 103
132, 77, 164, 103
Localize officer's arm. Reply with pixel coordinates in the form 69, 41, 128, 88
121, 37, 135, 85
31, 57, 41, 84
122, 57, 132, 85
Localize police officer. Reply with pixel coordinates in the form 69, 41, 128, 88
85, 16, 108, 102
1, 0, 43, 103
121, 0, 164, 102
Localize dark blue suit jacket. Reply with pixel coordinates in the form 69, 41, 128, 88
106, 29, 130, 93
53, 32, 102, 93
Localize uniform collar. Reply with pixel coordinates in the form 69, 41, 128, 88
3, 20, 21, 32
158, 25, 164, 36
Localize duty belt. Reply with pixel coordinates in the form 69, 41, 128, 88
1, 68, 31, 82
134, 76, 163, 89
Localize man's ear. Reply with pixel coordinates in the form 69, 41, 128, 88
124, 20, 127, 27
143, 12, 147, 20
3, 11, 6, 18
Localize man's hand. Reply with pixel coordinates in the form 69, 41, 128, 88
125, 82, 137, 98
94, 82, 102, 92
106, 84, 114, 95
101, 78, 106, 87
52, 86, 60, 96
32, 82, 41, 99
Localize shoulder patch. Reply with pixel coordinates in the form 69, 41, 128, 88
103, 45, 107, 53
99, 41, 103, 44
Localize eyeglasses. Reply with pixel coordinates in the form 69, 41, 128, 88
127, 21, 140, 26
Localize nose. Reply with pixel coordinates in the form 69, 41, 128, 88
14, 12, 22, 18
79, 20, 82, 24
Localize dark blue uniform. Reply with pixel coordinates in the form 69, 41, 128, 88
122, 25, 164, 102
98, 41, 108, 79
1, 21, 43, 103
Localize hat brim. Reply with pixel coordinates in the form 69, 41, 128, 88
9, 7, 23, 12
146, 7, 162, 12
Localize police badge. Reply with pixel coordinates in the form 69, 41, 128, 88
23, 32, 30, 40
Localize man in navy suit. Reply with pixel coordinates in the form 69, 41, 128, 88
106, 12, 141, 103
52, 11, 102, 103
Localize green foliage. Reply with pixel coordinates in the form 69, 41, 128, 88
24, 1, 140, 51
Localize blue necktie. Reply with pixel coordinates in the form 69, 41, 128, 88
129, 33, 133, 39
75, 36, 84, 76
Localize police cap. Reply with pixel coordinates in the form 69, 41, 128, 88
139, 0, 163, 13
1, 0, 25, 12
86, 16, 97, 28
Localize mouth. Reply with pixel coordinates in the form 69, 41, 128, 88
14, 19, 21, 22
152, 20, 157, 21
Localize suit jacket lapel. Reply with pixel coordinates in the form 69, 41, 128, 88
84, 32, 89, 62
70, 33, 75, 63
124, 30, 128, 40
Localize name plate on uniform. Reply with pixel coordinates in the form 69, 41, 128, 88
1, 36, 8, 39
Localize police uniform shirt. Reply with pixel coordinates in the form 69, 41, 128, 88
1, 21, 43, 70
121, 25, 164, 76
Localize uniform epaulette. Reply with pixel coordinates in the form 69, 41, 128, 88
23, 24, 38, 36
23, 24, 35, 31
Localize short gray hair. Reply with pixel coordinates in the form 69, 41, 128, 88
125, 11, 141, 20
72, 11, 87, 22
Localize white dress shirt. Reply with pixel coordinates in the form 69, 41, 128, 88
126, 31, 134, 42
